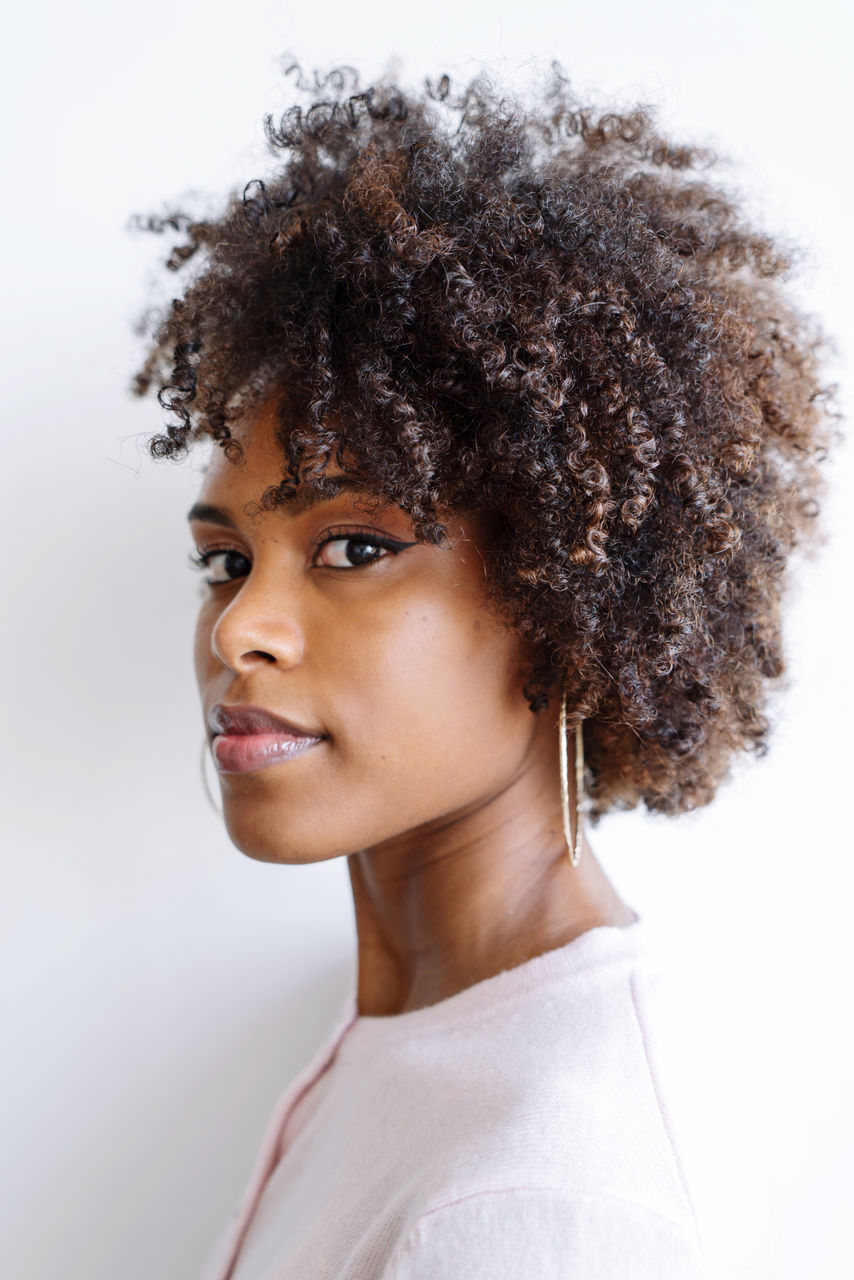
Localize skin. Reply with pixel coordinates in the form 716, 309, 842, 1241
189, 399, 637, 1017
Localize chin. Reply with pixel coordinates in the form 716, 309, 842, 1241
220, 807, 355, 866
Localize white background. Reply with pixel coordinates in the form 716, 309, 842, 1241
2, 2, 852, 1277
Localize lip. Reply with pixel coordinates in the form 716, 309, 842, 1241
209, 703, 324, 738
208, 703, 326, 775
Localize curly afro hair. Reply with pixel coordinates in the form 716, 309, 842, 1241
133, 60, 840, 824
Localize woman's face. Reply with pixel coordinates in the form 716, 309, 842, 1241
189, 400, 546, 865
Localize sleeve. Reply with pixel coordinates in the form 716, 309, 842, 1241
379, 1187, 705, 1280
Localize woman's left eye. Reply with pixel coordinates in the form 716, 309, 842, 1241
314, 532, 416, 569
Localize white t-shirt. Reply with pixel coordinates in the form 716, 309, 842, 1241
201, 915, 773, 1279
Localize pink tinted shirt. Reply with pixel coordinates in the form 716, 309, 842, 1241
199, 915, 772, 1279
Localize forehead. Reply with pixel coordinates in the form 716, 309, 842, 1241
192, 397, 401, 529
200, 399, 299, 489
192, 396, 493, 546
198, 398, 357, 494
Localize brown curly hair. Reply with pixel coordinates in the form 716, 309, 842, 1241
132, 60, 840, 824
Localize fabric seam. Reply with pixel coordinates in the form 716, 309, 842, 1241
414, 1183, 702, 1234
338, 951, 643, 1062
628, 969, 704, 1251
388, 1182, 705, 1269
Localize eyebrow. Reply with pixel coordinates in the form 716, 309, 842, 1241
186, 477, 376, 528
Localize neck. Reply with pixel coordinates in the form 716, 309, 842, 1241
347, 724, 637, 1016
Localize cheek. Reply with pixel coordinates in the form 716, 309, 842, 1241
192, 607, 214, 694
336, 595, 527, 776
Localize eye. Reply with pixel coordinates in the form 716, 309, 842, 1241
188, 547, 251, 586
313, 529, 417, 569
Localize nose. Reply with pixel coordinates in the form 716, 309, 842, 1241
209, 572, 305, 673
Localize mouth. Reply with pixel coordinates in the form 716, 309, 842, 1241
208, 703, 326, 775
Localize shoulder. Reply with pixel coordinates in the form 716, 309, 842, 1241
407, 936, 698, 1223
337, 923, 771, 1273
380, 1185, 705, 1280
392, 928, 769, 1270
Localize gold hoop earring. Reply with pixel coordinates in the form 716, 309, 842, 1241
201, 735, 223, 818
559, 689, 583, 867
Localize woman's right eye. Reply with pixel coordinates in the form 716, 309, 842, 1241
189, 548, 251, 586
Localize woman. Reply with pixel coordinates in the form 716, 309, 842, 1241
134, 62, 837, 1278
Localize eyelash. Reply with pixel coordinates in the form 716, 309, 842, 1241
189, 525, 415, 586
